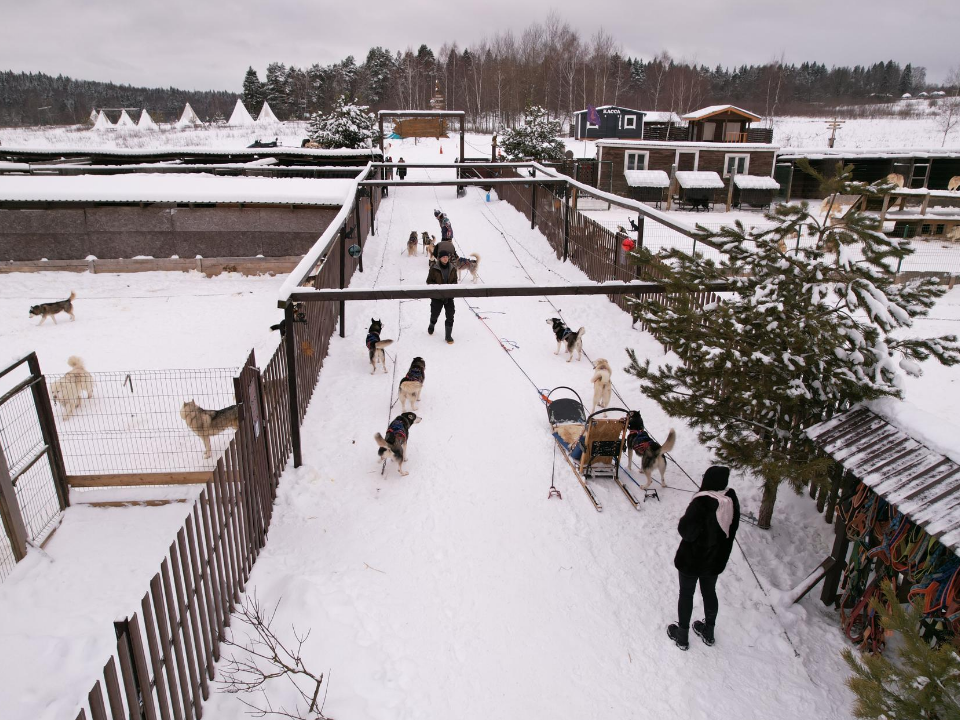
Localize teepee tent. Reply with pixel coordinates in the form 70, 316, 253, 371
228, 98, 255, 126
92, 110, 115, 131
138, 109, 159, 131
176, 102, 205, 128
116, 109, 137, 130
256, 101, 279, 126
88, 108, 98, 124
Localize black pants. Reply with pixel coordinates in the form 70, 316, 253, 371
429, 298, 455, 327
678, 571, 718, 629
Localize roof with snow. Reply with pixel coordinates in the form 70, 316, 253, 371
624, 170, 670, 188
675, 171, 724, 189
779, 147, 960, 160
806, 406, 960, 557
733, 175, 780, 190
681, 105, 762, 122
640, 111, 682, 124
596, 139, 776, 151
0, 174, 352, 207
0, 146, 380, 162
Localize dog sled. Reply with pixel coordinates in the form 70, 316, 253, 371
544, 387, 648, 512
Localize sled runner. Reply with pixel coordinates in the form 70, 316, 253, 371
544, 387, 643, 511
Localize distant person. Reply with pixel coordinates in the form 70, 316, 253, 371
667, 465, 741, 651
426, 249, 457, 344
397, 157, 407, 181
434, 209, 453, 241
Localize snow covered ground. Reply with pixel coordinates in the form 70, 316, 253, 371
196, 137, 858, 720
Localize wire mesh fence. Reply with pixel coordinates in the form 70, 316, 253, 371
45, 367, 240, 477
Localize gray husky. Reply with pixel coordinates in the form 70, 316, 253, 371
180, 400, 239, 458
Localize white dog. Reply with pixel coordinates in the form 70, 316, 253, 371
590, 358, 612, 412
49, 356, 94, 418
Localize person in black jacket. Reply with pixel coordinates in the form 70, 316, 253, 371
426, 250, 457, 344
397, 157, 407, 181
667, 465, 740, 650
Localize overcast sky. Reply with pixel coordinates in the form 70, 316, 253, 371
3, 0, 957, 91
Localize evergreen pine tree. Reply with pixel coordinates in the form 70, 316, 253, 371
499, 106, 565, 161
264, 62, 290, 119
900, 63, 915, 96
843, 580, 960, 719
307, 95, 377, 149
242, 67, 265, 116
625, 163, 959, 528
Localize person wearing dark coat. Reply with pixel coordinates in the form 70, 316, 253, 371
397, 157, 407, 181
434, 209, 453, 241
667, 465, 740, 650
426, 250, 457, 344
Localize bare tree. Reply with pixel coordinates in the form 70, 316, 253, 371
936, 66, 960, 147
649, 51, 671, 110
219, 596, 331, 720
590, 28, 615, 105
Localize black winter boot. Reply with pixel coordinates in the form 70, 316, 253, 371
693, 620, 715, 646
428, 322, 435, 335
444, 324, 454, 344
667, 623, 689, 651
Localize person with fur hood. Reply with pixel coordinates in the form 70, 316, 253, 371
667, 465, 740, 651
426, 249, 458, 344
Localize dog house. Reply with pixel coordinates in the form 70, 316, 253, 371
733, 175, 781, 209
624, 170, 670, 208
674, 171, 724, 211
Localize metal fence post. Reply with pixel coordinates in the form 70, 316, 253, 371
283, 303, 302, 468
531, 184, 537, 230
339, 228, 346, 339
0, 443, 28, 561
563, 183, 570, 262
354, 200, 363, 274
637, 215, 644, 251
26, 353, 69, 509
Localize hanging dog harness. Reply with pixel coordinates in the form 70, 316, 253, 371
628, 428, 655, 453
366, 332, 380, 351
402, 366, 425, 384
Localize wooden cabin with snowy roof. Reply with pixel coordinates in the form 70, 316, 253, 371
680, 105, 773, 144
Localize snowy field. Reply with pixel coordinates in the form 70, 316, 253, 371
1, 133, 958, 720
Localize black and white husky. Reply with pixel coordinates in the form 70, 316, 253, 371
456, 253, 481, 282
626, 412, 676, 488
365, 319, 394, 374
375, 412, 422, 476
547, 318, 585, 362
398, 357, 426, 411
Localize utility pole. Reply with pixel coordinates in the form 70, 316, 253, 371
826, 116, 844, 149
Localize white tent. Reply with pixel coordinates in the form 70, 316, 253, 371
256, 101, 279, 126
138, 109, 159, 131
92, 110, 114, 131
176, 102, 205, 128
228, 99, 255, 126
115, 109, 137, 130
88, 108, 98, 124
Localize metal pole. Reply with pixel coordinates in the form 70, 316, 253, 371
339, 229, 346, 338
637, 216, 644, 251
26, 353, 69, 509
354, 200, 363, 274
531, 166, 537, 230
0, 442, 28, 561
283, 303, 302, 468
563, 183, 570, 262
378, 116, 384, 156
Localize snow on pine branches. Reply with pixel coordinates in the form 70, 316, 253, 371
308, 95, 377, 149
499, 106, 565, 162
626, 162, 960, 528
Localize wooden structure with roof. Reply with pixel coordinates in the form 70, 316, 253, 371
806, 406, 960, 650
680, 105, 772, 144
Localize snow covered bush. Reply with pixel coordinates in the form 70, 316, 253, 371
626, 162, 959, 528
308, 95, 377, 149
499, 106, 565, 162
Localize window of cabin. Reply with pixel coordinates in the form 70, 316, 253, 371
625, 151, 648, 172
935, 224, 945, 235
921, 224, 932, 235
623, 115, 637, 129
702, 121, 717, 142
724, 154, 750, 177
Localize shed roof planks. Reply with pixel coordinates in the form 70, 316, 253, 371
806, 406, 960, 556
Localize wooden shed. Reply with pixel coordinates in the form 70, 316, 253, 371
572, 106, 645, 140
806, 406, 960, 650
733, 174, 781, 209
680, 105, 764, 144
674, 171, 724, 211
623, 170, 670, 207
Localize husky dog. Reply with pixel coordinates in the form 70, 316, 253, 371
180, 400, 240, 458
398, 357, 426, 411
626, 412, 676, 488
407, 231, 420, 256
375, 412, 422, 476
590, 358, 612, 412
366, 319, 394, 374
547, 318, 586, 362
30, 291, 76, 325
423, 234, 436, 260
49, 356, 94, 418
456, 253, 481, 283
